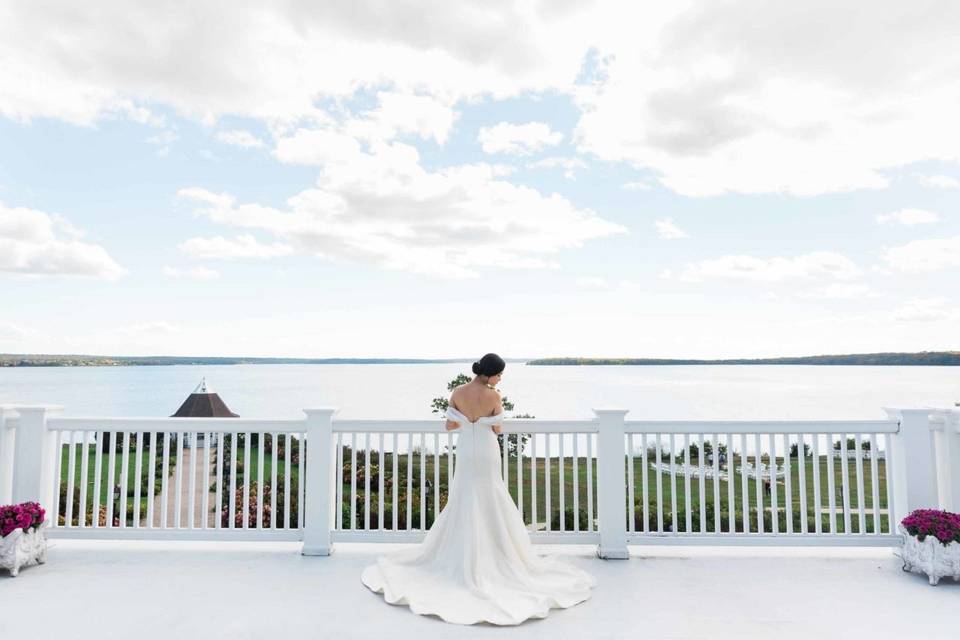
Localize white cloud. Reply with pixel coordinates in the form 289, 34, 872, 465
882, 235, 960, 273
0, 202, 125, 279
216, 129, 265, 149
0, 2, 594, 125
178, 234, 294, 260
798, 283, 874, 300
162, 265, 220, 280
892, 297, 960, 322
7, 2, 957, 199
5, 2, 960, 200
575, 276, 610, 288
145, 129, 178, 156
526, 156, 587, 179
875, 208, 940, 226
679, 251, 862, 283
574, 276, 644, 291
177, 141, 626, 278
343, 91, 459, 145
118, 321, 180, 335
0, 322, 37, 339
654, 218, 688, 239
622, 179, 655, 191
478, 122, 563, 156
574, 1, 960, 196
273, 128, 365, 166
917, 174, 960, 189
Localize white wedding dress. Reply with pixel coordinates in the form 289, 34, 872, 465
360, 406, 597, 625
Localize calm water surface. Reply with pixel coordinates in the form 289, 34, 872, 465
1, 363, 958, 419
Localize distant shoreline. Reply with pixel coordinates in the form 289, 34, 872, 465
2, 351, 959, 367
527, 352, 960, 366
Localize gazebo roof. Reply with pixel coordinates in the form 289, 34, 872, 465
171, 378, 239, 417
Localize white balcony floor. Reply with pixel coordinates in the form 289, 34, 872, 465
1, 541, 955, 639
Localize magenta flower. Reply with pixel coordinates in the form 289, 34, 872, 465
0, 501, 46, 537
901, 509, 960, 545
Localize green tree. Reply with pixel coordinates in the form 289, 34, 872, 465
790, 442, 812, 458
834, 437, 857, 450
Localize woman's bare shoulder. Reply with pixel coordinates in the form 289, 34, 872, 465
449, 384, 471, 408
486, 388, 503, 413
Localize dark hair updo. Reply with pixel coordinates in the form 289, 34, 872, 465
472, 353, 506, 377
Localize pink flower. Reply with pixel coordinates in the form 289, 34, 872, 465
902, 509, 960, 545
0, 501, 45, 537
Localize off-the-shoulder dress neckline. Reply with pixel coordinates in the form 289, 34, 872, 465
446, 406, 505, 425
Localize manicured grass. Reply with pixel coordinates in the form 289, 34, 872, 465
57, 442, 167, 525
234, 446, 299, 485
336, 447, 890, 534
58, 435, 889, 535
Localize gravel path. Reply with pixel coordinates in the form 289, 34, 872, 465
147, 444, 218, 528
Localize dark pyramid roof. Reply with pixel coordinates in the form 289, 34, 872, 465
171, 378, 239, 417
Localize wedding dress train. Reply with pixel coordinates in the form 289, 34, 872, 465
360, 406, 597, 625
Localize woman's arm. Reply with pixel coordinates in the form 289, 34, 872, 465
445, 394, 461, 431
491, 396, 504, 434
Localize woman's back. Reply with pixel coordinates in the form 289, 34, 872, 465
450, 383, 500, 423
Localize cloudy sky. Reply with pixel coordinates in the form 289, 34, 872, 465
1, 0, 958, 359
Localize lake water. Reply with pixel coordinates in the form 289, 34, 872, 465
1, 363, 958, 419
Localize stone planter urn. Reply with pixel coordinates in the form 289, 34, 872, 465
899, 523, 960, 585
1, 521, 48, 577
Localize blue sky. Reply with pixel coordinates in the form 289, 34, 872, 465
1, 1, 958, 359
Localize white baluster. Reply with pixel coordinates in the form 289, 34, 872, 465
146, 432, 156, 528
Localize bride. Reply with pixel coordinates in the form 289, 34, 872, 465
360, 353, 597, 625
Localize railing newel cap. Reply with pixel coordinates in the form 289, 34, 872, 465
882, 406, 938, 416
883, 406, 945, 432
591, 408, 630, 416
303, 407, 340, 417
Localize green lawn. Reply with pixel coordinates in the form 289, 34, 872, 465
625, 453, 889, 534
58, 434, 889, 535
57, 434, 301, 527
334, 446, 890, 534
57, 441, 169, 526
234, 445, 299, 485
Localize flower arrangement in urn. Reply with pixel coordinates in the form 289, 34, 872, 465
898, 509, 960, 585
0, 501, 47, 577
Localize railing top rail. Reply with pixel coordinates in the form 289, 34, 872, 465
333, 418, 598, 434
47, 416, 306, 433
40, 415, 901, 435
46, 415, 600, 434
623, 419, 900, 435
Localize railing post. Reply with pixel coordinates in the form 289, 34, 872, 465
884, 407, 940, 524
0, 407, 15, 504
931, 409, 960, 512
593, 408, 629, 559
301, 407, 338, 556
11, 405, 61, 521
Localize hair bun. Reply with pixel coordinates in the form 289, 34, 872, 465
472, 354, 505, 378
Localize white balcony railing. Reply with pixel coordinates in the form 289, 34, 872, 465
0, 404, 957, 557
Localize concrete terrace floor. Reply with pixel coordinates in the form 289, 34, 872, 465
2, 541, 955, 640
